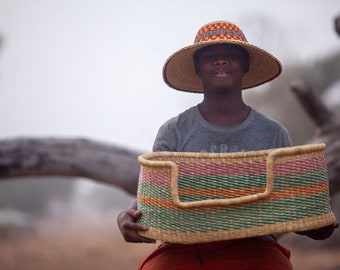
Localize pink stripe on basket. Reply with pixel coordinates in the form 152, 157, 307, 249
139, 167, 172, 186
139, 155, 326, 187
177, 161, 266, 177
273, 156, 326, 175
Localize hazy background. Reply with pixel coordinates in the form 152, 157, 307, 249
0, 1, 340, 269
0, 0, 339, 152
0, 0, 339, 214
0, 0, 340, 220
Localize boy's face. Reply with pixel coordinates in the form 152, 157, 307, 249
194, 44, 249, 91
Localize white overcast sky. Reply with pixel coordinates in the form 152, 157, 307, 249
0, 0, 339, 152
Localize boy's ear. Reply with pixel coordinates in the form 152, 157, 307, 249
243, 58, 250, 73
194, 63, 201, 75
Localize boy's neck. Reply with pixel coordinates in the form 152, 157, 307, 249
198, 92, 250, 127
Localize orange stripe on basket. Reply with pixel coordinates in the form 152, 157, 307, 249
137, 195, 178, 210
137, 182, 329, 210
178, 182, 328, 200
270, 182, 328, 199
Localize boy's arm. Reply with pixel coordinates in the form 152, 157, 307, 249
296, 223, 338, 240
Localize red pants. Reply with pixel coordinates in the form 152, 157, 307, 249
138, 237, 292, 270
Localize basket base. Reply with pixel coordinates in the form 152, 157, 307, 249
138, 213, 336, 244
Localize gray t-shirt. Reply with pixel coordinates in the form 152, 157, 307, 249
153, 105, 292, 152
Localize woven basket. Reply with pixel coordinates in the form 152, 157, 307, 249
137, 144, 336, 244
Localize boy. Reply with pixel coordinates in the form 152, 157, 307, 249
117, 20, 337, 269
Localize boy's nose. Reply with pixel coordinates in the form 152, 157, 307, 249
215, 58, 230, 65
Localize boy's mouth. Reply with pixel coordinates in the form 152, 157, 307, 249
212, 70, 231, 76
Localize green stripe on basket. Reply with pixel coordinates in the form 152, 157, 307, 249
138, 182, 172, 200
138, 192, 331, 233
138, 168, 328, 202
178, 169, 328, 202
273, 168, 328, 187
178, 169, 327, 191
178, 174, 267, 190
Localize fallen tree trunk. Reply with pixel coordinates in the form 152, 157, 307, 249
291, 80, 340, 197
0, 138, 141, 195
0, 81, 339, 198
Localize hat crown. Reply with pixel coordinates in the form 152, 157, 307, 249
163, 20, 282, 93
194, 21, 247, 44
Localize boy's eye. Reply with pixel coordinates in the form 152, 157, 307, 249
200, 53, 239, 62
200, 54, 215, 61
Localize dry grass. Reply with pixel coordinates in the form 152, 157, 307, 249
0, 218, 339, 270
0, 218, 155, 270
290, 248, 340, 270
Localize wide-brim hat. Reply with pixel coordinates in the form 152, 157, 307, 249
163, 21, 282, 93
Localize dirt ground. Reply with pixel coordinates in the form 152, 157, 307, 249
0, 218, 339, 270
0, 218, 154, 270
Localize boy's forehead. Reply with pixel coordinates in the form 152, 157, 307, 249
198, 44, 245, 54
193, 44, 249, 63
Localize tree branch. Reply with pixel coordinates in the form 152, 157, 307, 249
290, 79, 336, 129
290, 80, 340, 197
0, 138, 141, 195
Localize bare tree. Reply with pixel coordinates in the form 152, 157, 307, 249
288, 14, 340, 197
334, 13, 340, 37
0, 138, 141, 195
290, 80, 340, 197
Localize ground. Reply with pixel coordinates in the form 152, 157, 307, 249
0, 217, 339, 270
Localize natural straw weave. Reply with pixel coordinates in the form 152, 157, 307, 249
137, 144, 336, 244
162, 21, 282, 93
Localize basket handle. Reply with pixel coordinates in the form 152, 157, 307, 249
171, 152, 278, 209
171, 144, 326, 208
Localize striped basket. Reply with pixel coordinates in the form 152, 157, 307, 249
137, 144, 336, 244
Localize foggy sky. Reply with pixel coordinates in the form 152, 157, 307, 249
0, 0, 339, 152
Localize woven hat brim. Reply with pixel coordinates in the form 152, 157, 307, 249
162, 40, 282, 93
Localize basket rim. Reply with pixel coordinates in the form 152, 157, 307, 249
138, 143, 326, 163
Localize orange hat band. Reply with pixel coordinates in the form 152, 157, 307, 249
194, 22, 247, 44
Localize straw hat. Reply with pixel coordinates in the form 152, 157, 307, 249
163, 21, 282, 93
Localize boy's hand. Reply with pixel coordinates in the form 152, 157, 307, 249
117, 200, 156, 244
296, 223, 339, 240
